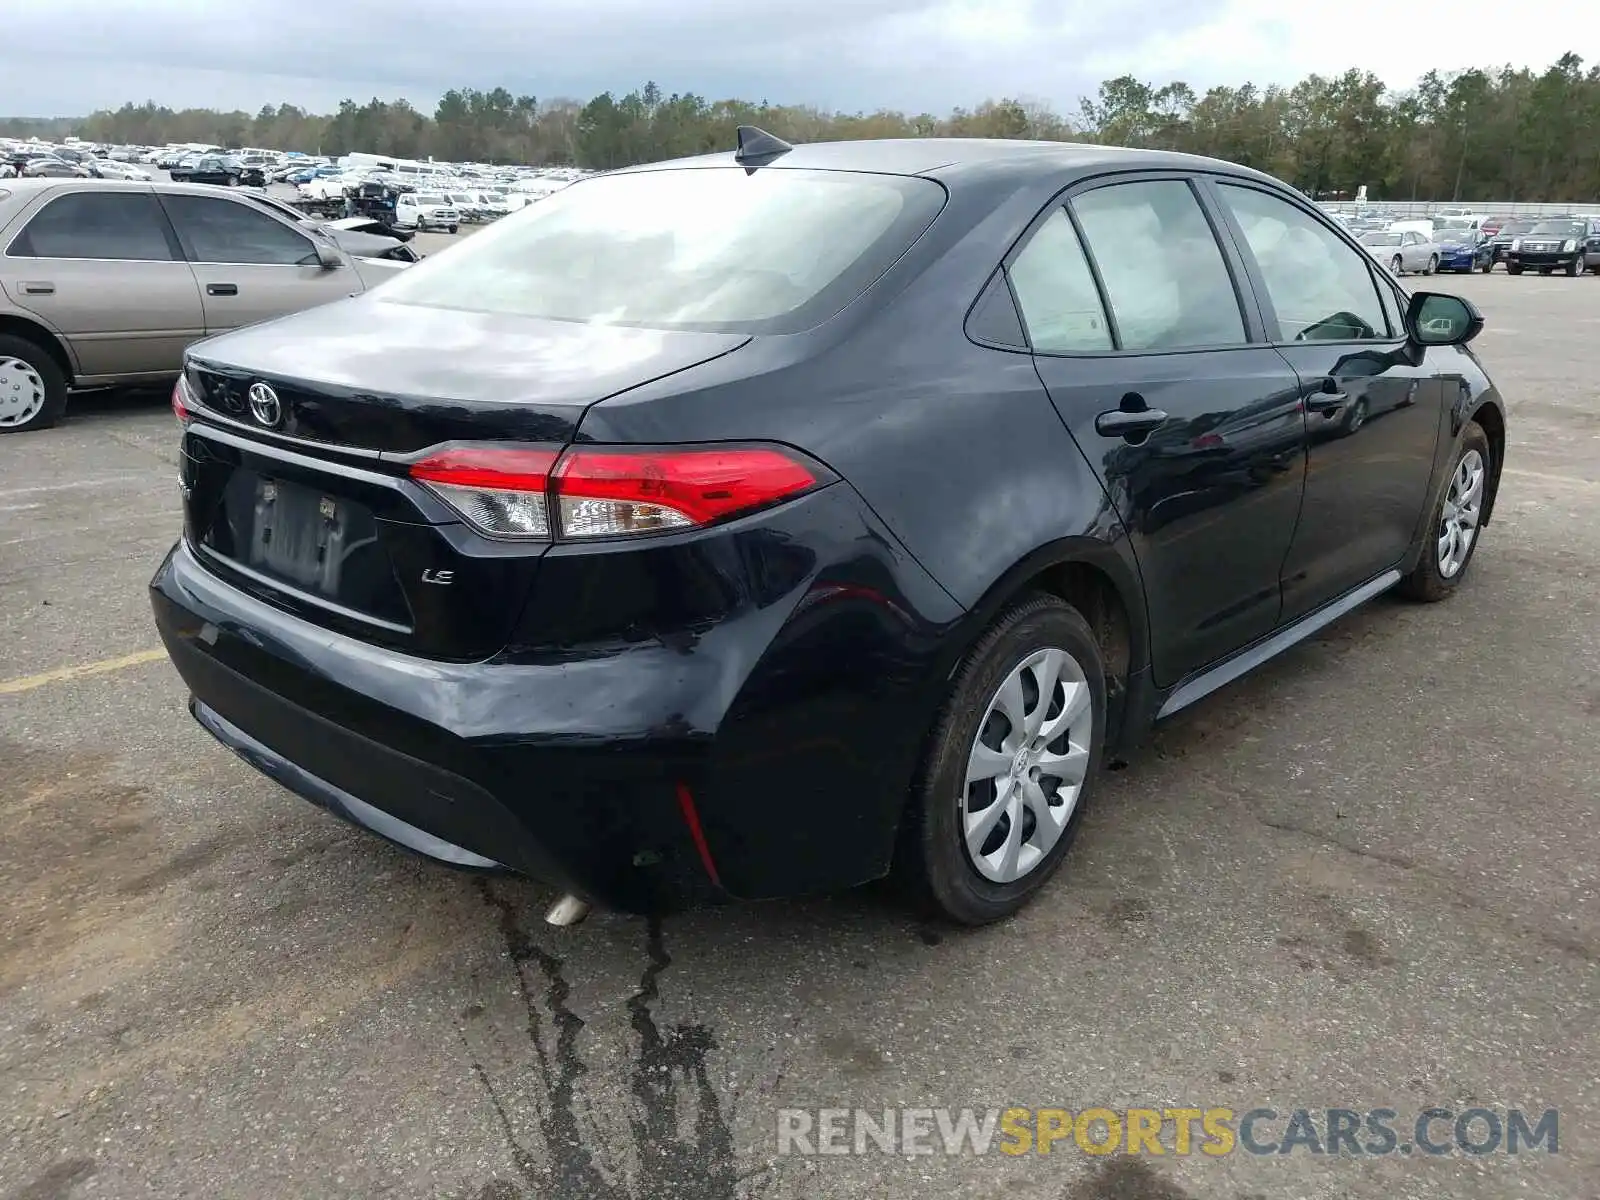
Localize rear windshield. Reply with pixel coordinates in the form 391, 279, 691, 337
375, 166, 947, 334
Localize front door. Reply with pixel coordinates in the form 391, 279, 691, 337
1007, 176, 1308, 686
0, 187, 203, 378
1208, 181, 1445, 622
157, 192, 355, 335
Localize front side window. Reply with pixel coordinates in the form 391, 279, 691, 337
7, 192, 175, 261
1218, 183, 1388, 342
376, 166, 947, 334
1069, 179, 1246, 351
1007, 208, 1112, 353
163, 195, 318, 265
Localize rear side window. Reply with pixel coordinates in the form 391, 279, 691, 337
1217, 184, 1388, 342
1070, 180, 1247, 351
1007, 208, 1112, 353
162, 195, 318, 265
8, 192, 175, 261
376, 166, 947, 335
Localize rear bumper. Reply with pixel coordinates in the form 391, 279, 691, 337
150, 486, 961, 911
192, 698, 503, 870
154, 551, 712, 910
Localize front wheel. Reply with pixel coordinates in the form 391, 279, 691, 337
1398, 421, 1491, 602
1566, 256, 1581, 277
1507, 263, 1523, 275
1480, 259, 1493, 274
897, 594, 1105, 925
448, 224, 458, 234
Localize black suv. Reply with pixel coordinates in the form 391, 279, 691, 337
1505, 215, 1600, 275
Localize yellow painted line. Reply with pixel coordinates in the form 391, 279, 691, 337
1502, 468, 1600, 490
0, 648, 168, 696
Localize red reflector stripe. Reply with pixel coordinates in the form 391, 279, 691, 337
555, 447, 817, 526
674, 783, 722, 888
409, 446, 559, 491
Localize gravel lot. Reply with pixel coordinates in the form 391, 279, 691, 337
1, 271, 1596, 1200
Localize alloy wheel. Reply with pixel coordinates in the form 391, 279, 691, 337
0, 356, 46, 428
1438, 448, 1485, 578
961, 647, 1094, 884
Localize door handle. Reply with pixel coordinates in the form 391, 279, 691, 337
1095, 408, 1170, 438
1305, 390, 1348, 415
206, 283, 238, 296
19, 282, 54, 295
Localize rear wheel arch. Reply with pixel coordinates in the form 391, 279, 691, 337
945, 540, 1148, 746
0, 314, 74, 383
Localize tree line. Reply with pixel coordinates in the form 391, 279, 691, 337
4, 54, 1598, 201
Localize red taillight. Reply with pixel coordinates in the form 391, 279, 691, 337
407, 444, 821, 541
554, 447, 818, 538
171, 376, 192, 425
409, 446, 558, 538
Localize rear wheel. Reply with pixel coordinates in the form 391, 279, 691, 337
0, 334, 69, 434
1390, 255, 1403, 275
1425, 254, 1439, 275
897, 594, 1104, 925
1398, 421, 1491, 602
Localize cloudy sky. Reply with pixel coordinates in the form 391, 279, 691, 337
9, 0, 1598, 118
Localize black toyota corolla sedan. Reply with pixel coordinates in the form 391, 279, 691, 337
151, 131, 1506, 926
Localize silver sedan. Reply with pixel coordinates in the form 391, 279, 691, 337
1358, 229, 1440, 275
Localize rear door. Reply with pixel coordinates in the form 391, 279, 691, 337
157, 191, 357, 334
1207, 179, 1443, 622
0, 187, 204, 378
1013, 174, 1308, 686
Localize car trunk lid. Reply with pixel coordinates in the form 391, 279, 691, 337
179, 297, 749, 659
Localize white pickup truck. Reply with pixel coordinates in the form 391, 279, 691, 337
394, 192, 460, 233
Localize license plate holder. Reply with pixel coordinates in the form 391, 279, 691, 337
246, 477, 350, 595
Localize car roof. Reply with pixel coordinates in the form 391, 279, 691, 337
0, 177, 265, 200
611, 137, 1286, 190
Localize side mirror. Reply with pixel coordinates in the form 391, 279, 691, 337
1406, 292, 1483, 347
314, 242, 344, 271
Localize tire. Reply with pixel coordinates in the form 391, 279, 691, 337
1390, 256, 1403, 275
1425, 254, 1438, 275
1480, 259, 1493, 274
0, 334, 69, 434
448, 224, 458, 234
1398, 421, 1491, 602
1565, 256, 1581, 277
896, 593, 1106, 925
1507, 263, 1523, 275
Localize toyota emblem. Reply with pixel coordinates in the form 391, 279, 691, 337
247, 382, 283, 428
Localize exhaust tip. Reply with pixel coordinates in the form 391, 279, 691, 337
544, 894, 592, 927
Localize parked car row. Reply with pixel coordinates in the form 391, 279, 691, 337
1350, 213, 1600, 277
